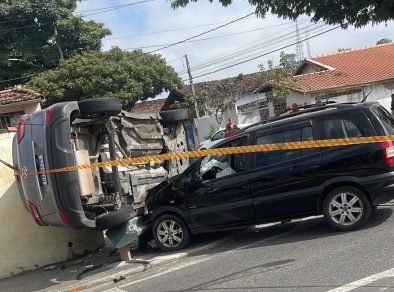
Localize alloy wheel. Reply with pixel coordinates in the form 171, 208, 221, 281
156, 219, 184, 248
329, 192, 364, 226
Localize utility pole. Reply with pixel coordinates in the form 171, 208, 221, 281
305, 31, 312, 57
184, 54, 199, 118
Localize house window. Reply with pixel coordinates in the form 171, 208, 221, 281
0, 111, 24, 131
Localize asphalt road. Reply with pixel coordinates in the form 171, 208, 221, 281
91, 202, 394, 292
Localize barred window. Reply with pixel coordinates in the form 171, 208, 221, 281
0, 111, 24, 131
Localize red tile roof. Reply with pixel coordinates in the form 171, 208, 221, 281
294, 43, 394, 92
0, 88, 42, 105
130, 98, 167, 113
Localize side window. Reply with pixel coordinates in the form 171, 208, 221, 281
200, 138, 247, 181
256, 128, 302, 168
212, 130, 225, 141
301, 126, 316, 156
319, 119, 362, 139
371, 106, 394, 135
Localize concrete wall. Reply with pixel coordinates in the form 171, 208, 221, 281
0, 133, 103, 279
0, 101, 41, 114
194, 115, 225, 141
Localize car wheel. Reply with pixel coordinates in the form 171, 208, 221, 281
95, 205, 135, 230
323, 186, 371, 231
152, 214, 191, 252
78, 97, 122, 118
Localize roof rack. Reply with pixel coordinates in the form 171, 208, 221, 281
236, 102, 357, 134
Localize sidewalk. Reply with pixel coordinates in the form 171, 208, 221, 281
0, 232, 230, 292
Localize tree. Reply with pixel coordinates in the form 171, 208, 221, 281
173, 75, 248, 124
259, 51, 297, 102
377, 38, 392, 45
171, 0, 394, 28
0, 0, 111, 89
27, 48, 181, 108
283, 53, 298, 68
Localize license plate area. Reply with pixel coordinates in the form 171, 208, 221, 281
35, 154, 48, 186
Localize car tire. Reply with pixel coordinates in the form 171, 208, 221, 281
78, 97, 122, 118
323, 186, 371, 231
152, 214, 191, 252
95, 205, 135, 230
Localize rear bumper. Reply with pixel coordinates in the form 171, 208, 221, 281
47, 102, 96, 229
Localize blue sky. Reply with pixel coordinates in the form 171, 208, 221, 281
77, 0, 394, 85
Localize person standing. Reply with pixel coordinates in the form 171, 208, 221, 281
391, 94, 394, 116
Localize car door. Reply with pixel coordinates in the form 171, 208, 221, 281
250, 120, 322, 220
186, 136, 254, 231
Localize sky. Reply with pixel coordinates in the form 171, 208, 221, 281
77, 0, 394, 88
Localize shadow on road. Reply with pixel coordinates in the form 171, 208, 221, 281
190, 207, 393, 256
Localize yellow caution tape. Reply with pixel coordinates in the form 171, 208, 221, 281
15, 135, 394, 177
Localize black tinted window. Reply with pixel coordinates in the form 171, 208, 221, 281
371, 106, 394, 135
256, 126, 314, 168
320, 119, 362, 139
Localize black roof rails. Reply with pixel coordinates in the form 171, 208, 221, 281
236, 103, 356, 135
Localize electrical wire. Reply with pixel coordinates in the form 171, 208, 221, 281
181, 26, 341, 82
147, 11, 256, 53
0, 0, 154, 27
122, 22, 296, 50
103, 16, 255, 41
177, 21, 322, 75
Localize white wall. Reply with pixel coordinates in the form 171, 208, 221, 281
0, 101, 41, 115
364, 82, 394, 111
287, 92, 310, 107
0, 133, 103, 279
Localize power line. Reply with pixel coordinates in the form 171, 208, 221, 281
186, 25, 328, 77
186, 24, 328, 76
147, 12, 256, 53
0, 73, 39, 84
123, 22, 295, 50
181, 26, 341, 82
0, 0, 153, 27
104, 16, 255, 41
177, 21, 322, 75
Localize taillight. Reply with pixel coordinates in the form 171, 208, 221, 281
16, 114, 30, 143
27, 201, 44, 226
45, 107, 53, 128
382, 141, 394, 165
59, 209, 69, 226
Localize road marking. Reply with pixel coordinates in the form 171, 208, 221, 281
326, 267, 394, 292
234, 218, 322, 252
102, 257, 210, 291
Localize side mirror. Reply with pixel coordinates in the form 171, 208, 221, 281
193, 173, 202, 185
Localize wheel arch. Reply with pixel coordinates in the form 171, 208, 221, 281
317, 181, 372, 213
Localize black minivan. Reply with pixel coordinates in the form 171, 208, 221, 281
144, 102, 394, 251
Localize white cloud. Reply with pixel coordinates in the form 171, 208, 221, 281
77, 0, 394, 84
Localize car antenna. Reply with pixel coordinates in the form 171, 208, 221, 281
361, 85, 377, 102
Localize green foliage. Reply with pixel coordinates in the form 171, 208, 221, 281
259, 51, 297, 102
171, 0, 394, 27
0, 0, 111, 89
377, 38, 392, 45
28, 48, 181, 108
170, 94, 195, 109
208, 123, 219, 137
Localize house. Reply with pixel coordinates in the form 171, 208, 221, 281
256, 43, 394, 114
168, 72, 264, 138
0, 88, 42, 133
129, 98, 167, 114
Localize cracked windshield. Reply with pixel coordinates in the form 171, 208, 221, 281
0, 0, 394, 291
